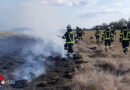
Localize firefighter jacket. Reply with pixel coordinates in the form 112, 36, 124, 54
120, 29, 130, 41
62, 31, 77, 44
95, 30, 101, 36
102, 30, 113, 40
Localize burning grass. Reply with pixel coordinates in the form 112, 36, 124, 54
0, 30, 130, 90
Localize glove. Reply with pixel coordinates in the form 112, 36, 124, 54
62, 36, 65, 39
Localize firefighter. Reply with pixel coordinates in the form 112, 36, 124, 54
76, 27, 85, 41
95, 26, 101, 44
111, 25, 116, 42
120, 23, 130, 54
62, 25, 77, 58
102, 27, 113, 50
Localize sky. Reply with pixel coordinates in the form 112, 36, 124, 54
0, 0, 130, 31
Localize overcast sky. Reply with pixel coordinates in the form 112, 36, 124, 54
0, 0, 130, 31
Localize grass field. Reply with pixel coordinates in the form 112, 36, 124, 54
0, 30, 130, 90
72, 30, 130, 90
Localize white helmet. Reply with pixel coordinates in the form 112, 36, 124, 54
111, 25, 114, 28
122, 23, 127, 27
97, 26, 100, 30
67, 25, 71, 29
106, 27, 111, 30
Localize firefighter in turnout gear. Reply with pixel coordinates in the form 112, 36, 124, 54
76, 27, 85, 41
102, 27, 113, 50
95, 26, 101, 44
111, 25, 116, 42
120, 23, 130, 54
62, 25, 77, 58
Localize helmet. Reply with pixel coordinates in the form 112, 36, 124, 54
67, 25, 72, 32
76, 26, 82, 31
110, 25, 114, 30
67, 25, 71, 29
96, 26, 100, 30
122, 23, 127, 27
111, 25, 114, 28
76, 26, 80, 30
122, 23, 128, 29
106, 27, 111, 30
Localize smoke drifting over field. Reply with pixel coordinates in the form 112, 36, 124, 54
0, 0, 66, 82
0, 32, 64, 82
5, 0, 66, 81
14, 7, 66, 80
15, 37, 64, 81
14, 26, 65, 81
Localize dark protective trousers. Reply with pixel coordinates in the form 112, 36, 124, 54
105, 40, 111, 48
67, 43, 74, 54
77, 33, 83, 40
77, 33, 82, 37
122, 40, 129, 53
64, 43, 68, 50
96, 35, 100, 40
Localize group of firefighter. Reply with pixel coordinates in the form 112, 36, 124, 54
95, 23, 130, 54
62, 23, 130, 59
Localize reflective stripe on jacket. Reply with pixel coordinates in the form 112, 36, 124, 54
102, 31, 112, 40
95, 30, 101, 36
63, 31, 76, 44
120, 29, 130, 40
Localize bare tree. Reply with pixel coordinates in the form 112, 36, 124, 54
92, 18, 129, 30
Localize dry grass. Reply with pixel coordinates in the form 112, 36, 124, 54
0, 32, 20, 38
72, 30, 130, 90
0, 30, 129, 90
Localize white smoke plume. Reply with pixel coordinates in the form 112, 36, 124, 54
14, 1, 66, 81
15, 30, 65, 81
15, 37, 64, 81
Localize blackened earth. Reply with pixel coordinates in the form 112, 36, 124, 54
0, 35, 76, 90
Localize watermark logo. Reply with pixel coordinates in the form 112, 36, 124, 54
0, 74, 15, 87
0, 75, 5, 85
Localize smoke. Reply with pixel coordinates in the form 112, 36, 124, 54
0, 0, 66, 81
14, 30, 65, 81
15, 37, 63, 81
14, 0, 66, 81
